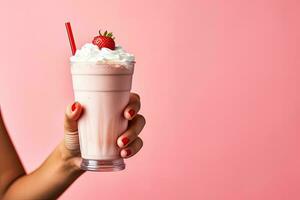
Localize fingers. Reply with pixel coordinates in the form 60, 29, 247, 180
124, 93, 141, 120
120, 137, 143, 158
64, 102, 83, 133
117, 114, 146, 148
120, 93, 145, 158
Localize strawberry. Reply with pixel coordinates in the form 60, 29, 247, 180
92, 30, 116, 50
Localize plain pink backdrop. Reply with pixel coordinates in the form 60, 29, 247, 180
0, 0, 299, 199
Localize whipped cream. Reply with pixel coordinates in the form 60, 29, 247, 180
70, 43, 135, 64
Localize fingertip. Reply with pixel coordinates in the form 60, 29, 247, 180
124, 109, 131, 119
117, 138, 124, 148
128, 109, 135, 118
71, 102, 77, 112
120, 149, 132, 158
76, 102, 82, 110
74, 102, 83, 115
117, 136, 130, 148
120, 150, 127, 158
124, 108, 136, 120
66, 102, 83, 121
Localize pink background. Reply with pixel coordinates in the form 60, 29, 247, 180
0, 0, 299, 199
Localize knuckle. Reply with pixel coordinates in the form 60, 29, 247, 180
64, 112, 70, 120
66, 103, 72, 112
134, 93, 140, 100
138, 114, 146, 126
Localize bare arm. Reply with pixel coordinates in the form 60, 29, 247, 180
0, 110, 26, 197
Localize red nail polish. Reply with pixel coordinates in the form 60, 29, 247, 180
128, 109, 135, 117
122, 137, 129, 146
126, 149, 132, 156
71, 102, 77, 112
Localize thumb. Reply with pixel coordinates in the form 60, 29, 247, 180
64, 102, 83, 151
64, 102, 83, 133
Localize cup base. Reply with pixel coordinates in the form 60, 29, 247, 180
80, 158, 125, 172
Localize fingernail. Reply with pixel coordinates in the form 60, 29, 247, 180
71, 102, 77, 112
125, 149, 132, 156
128, 109, 135, 117
122, 137, 129, 146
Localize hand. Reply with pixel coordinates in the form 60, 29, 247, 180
61, 93, 146, 170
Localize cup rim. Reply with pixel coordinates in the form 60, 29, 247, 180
70, 61, 135, 65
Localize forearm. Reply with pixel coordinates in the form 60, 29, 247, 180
2, 141, 84, 200
0, 111, 26, 197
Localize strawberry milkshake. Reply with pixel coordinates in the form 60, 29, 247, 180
70, 30, 135, 171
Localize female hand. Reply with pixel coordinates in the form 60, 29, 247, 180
61, 93, 146, 170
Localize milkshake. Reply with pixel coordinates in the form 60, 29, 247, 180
70, 31, 135, 171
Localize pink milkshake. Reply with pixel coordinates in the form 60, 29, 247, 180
70, 37, 135, 171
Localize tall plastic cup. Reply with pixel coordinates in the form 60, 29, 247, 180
71, 62, 134, 171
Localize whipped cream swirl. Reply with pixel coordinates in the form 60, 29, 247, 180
70, 43, 135, 64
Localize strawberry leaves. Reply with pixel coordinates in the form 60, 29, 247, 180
99, 30, 115, 40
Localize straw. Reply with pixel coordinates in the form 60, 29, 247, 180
65, 22, 77, 55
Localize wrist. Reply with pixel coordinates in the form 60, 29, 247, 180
57, 141, 84, 175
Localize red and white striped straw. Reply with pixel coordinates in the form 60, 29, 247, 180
65, 22, 77, 55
